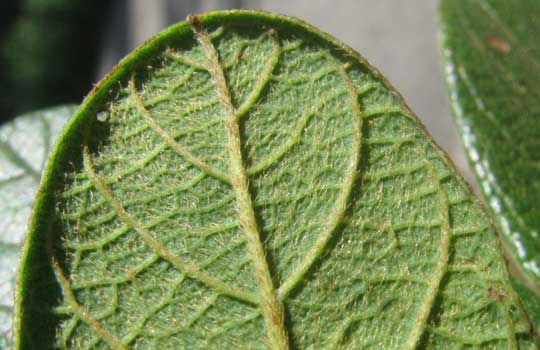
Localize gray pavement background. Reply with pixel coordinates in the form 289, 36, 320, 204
101, 0, 475, 186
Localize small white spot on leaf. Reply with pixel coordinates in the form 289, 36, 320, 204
97, 111, 108, 122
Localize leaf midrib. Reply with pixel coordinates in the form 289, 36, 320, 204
188, 15, 290, 350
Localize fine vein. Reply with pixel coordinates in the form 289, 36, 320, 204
403, 146, 451, 350
247, 109, 313, 176
236, 29, 282, 119
51, 257, 128, 350
83, 147, 258, 305
189, 15, 290, 350
278, 62, 362, 300
129, 79, 231, 185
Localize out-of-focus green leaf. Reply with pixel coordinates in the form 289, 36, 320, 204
0, 105, 74, 349
439, 0, 540, 293
513, 281, 540, 329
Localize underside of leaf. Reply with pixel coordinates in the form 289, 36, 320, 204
16, 10, 538, 350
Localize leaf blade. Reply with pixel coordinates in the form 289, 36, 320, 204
17, 10, 538, 350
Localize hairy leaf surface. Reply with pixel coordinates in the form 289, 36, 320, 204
17, 11, 537, 350
439, 0, 540, 290
0, 105, 74, 349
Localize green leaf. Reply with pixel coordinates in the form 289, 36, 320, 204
513, 281, 540, 328
0, 105, 74, 349
16, 11, 538, 349
439, 1, 540, 294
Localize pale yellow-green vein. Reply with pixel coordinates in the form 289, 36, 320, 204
151, 294, 219, 339
189, 15, 290, 350
51, 257, 128, 350
246, 88, 348, 176
129, 79, 231, 185
277, 62, 363, 300
83, 147, 258, 305
236, 29, 282, 119
122, 276, 186, 344
402, 141, 451, 350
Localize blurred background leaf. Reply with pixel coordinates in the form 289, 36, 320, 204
439, 0, 540, 318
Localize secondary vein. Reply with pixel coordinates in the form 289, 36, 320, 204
51, 256, 128, 350
129, 79, 232, 185
236, 29, 282, 119
402, 144, 451, 350
277, 62, 362, 300
83, 147, 258, 306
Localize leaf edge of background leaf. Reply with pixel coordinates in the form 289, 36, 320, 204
437, 0, 540, 326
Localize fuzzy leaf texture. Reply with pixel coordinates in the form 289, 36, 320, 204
0, 105, 74, 349
439, 0, 540, 292
16, 11, 538, 350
